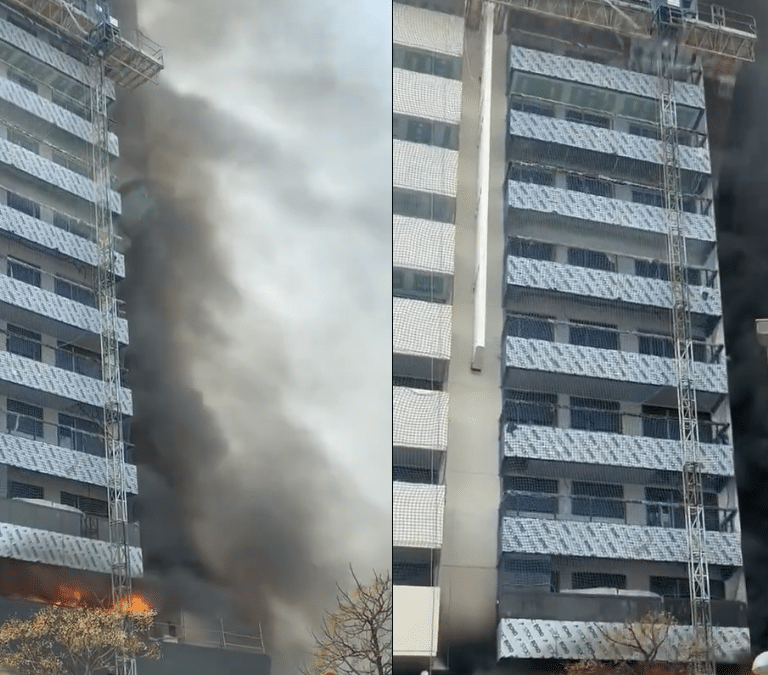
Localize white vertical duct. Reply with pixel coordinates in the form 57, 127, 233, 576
471, 1, 493, 372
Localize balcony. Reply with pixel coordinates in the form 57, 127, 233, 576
506, 180, 715, 247
502, 317, 728, 407
0, 518, 141, 575
507, 109, 710, 175
506, 256, 721, 317
393, 481, 445, 549
393, 297, 451, 384
393, 215, 454, 276
393, 140, 458, 198
497, 617, 750, 662
393, 387, 449, 452
0, 349, 132, 415
393, 3, 464, 58
0, 497, 139, 547
0, 204, 125, 277
0, 17, 116, 97
394, 585, 440, 658
393, 69, 462, 125
500, 516, 742, 566
497, 591, 747, 628
508, 44, 705, 111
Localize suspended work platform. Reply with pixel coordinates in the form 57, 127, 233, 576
3, 0, 163, 88
485, 0, 755, 80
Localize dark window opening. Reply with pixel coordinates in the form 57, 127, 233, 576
502, 557, 553, 590
61, 491, 108, 518
55, 277, 97, 308
9, 481, 43, 499
6, 399, 43, 440
393, 114, 459, 150
650, 576, 725, 600
393, 559, 433, 586
56, 342, 102, 380
569, 321, 619, 351
58, 413, 102, 456
507, 238, 554, 261
568, 248, 616, 272
7, 324, 41, 361
635, 259, 669, 280
566, 174, 614, 198
7, 192, 40, 219
570, 397, 621, 433
503, 390, 557, 427
572, 572, 626, 590
392, 44, 462, 80
628, 123, 660, 141
507, 164, 555, 186
572, 481, 625, 519
393, 375, 443, 391
392, 188, 455, 224
503, 475, 558, 514
632, 188, 664, 208
511, 100, 555, 117
646, 487, 685, 529
7, 68, 37, 94
639, 334, 675, 359
7, 257, 41, 286
506, 314, 554, 341
393, 465, 438, 484
565, 109, 611, 129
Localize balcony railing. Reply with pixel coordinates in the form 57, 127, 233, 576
506, 238, 718, 289
503, 313, 725, 365
501, 491, 738, 533
501, 397, 730, 445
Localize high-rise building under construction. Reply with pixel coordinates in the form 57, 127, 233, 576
393, 0, 757, 672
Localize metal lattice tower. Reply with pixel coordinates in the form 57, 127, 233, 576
655, 27, 715, 675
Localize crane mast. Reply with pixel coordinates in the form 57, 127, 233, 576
654, 9, 715, 674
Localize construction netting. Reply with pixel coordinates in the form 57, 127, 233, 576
499, 38, 743, 613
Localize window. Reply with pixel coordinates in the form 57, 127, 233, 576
7, 12, 37, 35
6, 129, 39, 154
413, 274, 444, 297
506, 238, 553, 261
7, 68, 37, 94
58, 413, 102, 456
393, 270, 404, 290
570, 397, 621, 433
6, 399, 43, 440
566, 174, 614, 198
7, 192, 40, 219
646, 487, 685, 529
511, 100, 555, 117
502, 557, 553, 590
51, 90, 90, 121
393, 465, 437, 484
393, 375, 442, 391
686, 267, 702, 286
392, 188, 456, 224
572, 572, 626, 590
572, 481, 625, 519
503, 475, 558, 514
507, 164, 555, 186
650, 576, 725, 600
704, 491, 720, 532
635, 259, 669, 280
642, 405, 680, 440
9, 481, 43, 499
51, 149, 89, 178
632, 188, 664, 208
56, 342, 101, 379
393, 559, 432, 586
569, 321, 618, 351
506, 314, 554, 341
54, 277, 97, 307
393, 115, 459, 151
567, 248, 616, 272
53, 211, 94, 240
503, 390, 557, 427
392, 44, 462, 80
639, 334, 675, 359
60, 491, 108, 518
7, 257, 41, 287
565, 109, 611, 129
7, 324, 42, 361
628, 123, 660, 140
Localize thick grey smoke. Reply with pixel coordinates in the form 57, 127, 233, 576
711, 0, 768, 655
110, 0, 391, 673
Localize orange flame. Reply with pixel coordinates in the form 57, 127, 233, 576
115, 593, 153, 615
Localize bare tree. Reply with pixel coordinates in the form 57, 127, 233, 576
301, 568, 392, 675
0, 602, 160, 675
563, 612, 695, 675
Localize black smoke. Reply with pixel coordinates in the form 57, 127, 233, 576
107, 1, 390, 673
714, 0, 768, 654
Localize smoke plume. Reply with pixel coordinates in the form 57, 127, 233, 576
110, 1, 391, 673
713, 0, 768, 655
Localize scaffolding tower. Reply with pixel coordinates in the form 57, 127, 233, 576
2, 2, 163, 675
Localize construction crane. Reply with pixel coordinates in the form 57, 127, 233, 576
651, 4, 715, 674
3, 3, 163, 674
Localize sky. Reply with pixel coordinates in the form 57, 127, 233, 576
133, 0, 392, 513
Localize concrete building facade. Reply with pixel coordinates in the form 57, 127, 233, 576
393, 1, 756, 672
